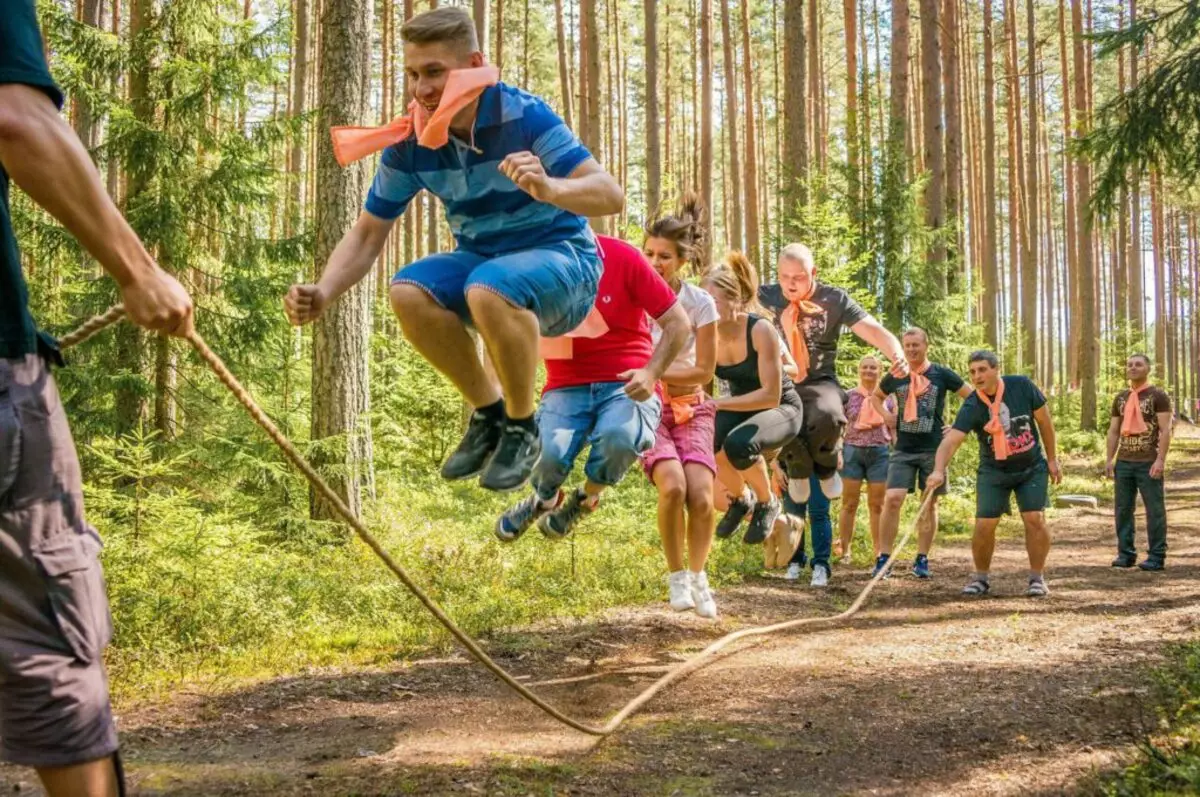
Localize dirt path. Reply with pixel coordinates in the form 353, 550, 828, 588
6, 435, 1200, 796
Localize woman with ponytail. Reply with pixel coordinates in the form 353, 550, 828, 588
641, 195, 721, 618
703, 253, 805, 547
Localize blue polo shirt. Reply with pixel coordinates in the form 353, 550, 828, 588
0, 1, 65, 359
364, 83, 593, 257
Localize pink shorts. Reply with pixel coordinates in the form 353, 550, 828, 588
642, 397, 718, 481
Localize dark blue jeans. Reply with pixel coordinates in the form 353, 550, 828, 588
1114, 459, 1167, 563
785, 474, 832, 569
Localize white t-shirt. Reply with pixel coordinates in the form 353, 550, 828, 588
651, 280, 719, 370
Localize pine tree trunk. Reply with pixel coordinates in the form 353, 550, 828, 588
701, 0, 715, 262
554, 0, 573, 126
919, 0, 945, 286
741, 0, 761, 268
845, 0, 861, 239
783, 0, 808, 238
1057, 0, 1079, 385
982, 0, 999, 346
719, 0, 743, 251
882, 0, 908, 328
1150, 171, 1166, 380
312, 0, 374, 521
942, 0, 961, 285
1072, 0, 1097, 429
74, 0, 104, 154
1021, 0, 1037, 373
1128, 0, 1144, 336
1004, 0, 1022, 337
474, 0, 488, 58
581, 0, 602, 159
153, 333, 176, 440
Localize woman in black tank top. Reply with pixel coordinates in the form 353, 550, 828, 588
703, 254, 805, 545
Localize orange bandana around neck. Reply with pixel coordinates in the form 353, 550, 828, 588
977, 379, 1010, 461
1120, 383, 1151, 436
853, 385, 886, 430
902, 360, 933, 423
330, 66, 501, 166
779, 284, 824, 383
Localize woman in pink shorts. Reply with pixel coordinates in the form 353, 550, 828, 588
641, 195, 720, 619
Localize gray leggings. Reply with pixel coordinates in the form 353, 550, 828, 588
714, 402, 805, 470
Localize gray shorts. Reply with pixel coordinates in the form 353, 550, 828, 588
886, 449, 948, 496
0, 355, 117, 768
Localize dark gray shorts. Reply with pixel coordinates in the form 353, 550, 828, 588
0, 355, 117, 768
886, 449, 949, 496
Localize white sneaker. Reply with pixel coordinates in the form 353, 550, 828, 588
690, 571, 718, 618
668, 570, 696, 611
819, 472, 843, 499
784, 562, 803, 581
787, 477, 811, 503
810, 564, 829, 587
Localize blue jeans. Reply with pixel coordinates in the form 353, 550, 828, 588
785, 474, 832, 569
1114, 459, 1168, 562
392, 234, 601, 337
533, 382, 662, 502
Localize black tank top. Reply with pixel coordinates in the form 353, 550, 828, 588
715, 314, 802, 405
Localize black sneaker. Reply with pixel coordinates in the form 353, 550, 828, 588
538, 488, 595, 540
1111, 556, 1136, 568
495, 491, 559, 543
744, 498, 782, 545
716, 496, 752, 539
1138, 559, 1165, 571
440, 410, 502, 481
479, 423, 541, 492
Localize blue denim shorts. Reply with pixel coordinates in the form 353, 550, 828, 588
532, 382, 662, 501
391, 234, 601, 337
840, 443, 890, 483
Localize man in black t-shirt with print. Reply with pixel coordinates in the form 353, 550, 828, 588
927, 350, 1062, 597
757, 243, 906, 505
1, 3, 193, 794
872, 328, 972, 579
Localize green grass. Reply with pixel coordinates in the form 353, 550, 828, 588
1089, 642, 1200, 796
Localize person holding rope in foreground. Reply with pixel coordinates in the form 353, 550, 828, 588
0, 3, 195, 794
1106, 353, 1172, 570
639, 196, 722, 618
926, 350, 1061, 597
873, 328, 972, 579
285, 7, 623, 493
494, 236, 688, 541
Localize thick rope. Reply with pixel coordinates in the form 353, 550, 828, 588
61, 306, 932, 737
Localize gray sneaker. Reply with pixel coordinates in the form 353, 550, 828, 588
538, 488, 596, 540
744, 498, 782, 544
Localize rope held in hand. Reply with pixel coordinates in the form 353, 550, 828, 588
61, 305, 935, 737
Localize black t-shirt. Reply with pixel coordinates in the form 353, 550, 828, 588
879, 363, 966, 453
1111, 386, 1172, 463
953, 375, 1047, 471
757, 282, 869, 385
0, 1, 64, 359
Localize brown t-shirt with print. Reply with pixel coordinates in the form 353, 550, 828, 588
1111, 386, 1171, 462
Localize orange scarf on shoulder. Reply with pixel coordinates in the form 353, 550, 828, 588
1120, 383, 1151, 436
330, 66, 501, 166
903, 360, 933, 423
852, 386, 886, 430
779, 285, 824, 383
976, 379, 1010, 461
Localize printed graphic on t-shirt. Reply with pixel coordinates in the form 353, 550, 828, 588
800, 312, 829, 347
997, 405, 1038, 458
1117, 393, 1161, 457
895, 382, 939, 435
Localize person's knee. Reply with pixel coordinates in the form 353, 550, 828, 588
389, 283, 440, 326
685, 479, 715, 515
589, 429, 641, 483
657, 472, 687, 508
883, 490, 906, 511
722, 433, 758, 471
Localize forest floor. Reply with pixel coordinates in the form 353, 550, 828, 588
5, 431, 1200, 796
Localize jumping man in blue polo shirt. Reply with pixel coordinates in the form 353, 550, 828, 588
285, 7, 624, 492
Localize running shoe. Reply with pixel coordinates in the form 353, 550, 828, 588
479, 423, 541, 492
441, 410, 502, 481
1026, 577, 1051, 597
494, 491, 558, 542
538, 487, 595, 539
784, 562, 803, 581
1137, 559, 1165, 571
911, 553, 932, 579
690, 571, 718, 619
1111, 556, 1136, 568
961, 576, 990, 596
871, 553, 891, 579
668, 571, 696, 611
810, 564, 829, 587
716, 496, 753, 539
744, 498, 782, 544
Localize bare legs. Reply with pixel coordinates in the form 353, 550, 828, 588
653, 461, 716, 573
37, 757, 119, 797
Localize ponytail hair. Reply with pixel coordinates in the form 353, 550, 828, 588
704, 251, 763, 312
645, 192, 709, 275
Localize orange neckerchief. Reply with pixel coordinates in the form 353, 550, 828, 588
903, 360, 933, 423
779, 284, 824, 383
1121, 382, 1152, 436
853, 385, 886, 430
977, 379, 1011, 461
330, 66, 501, 166
667, 391, 704, 425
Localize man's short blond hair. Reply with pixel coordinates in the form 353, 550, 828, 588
902, 327, 929, 343
400, 7, 479, 53
779, 242, 815, 269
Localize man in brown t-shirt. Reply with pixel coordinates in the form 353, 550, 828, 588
1105, 354, 1172, 570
